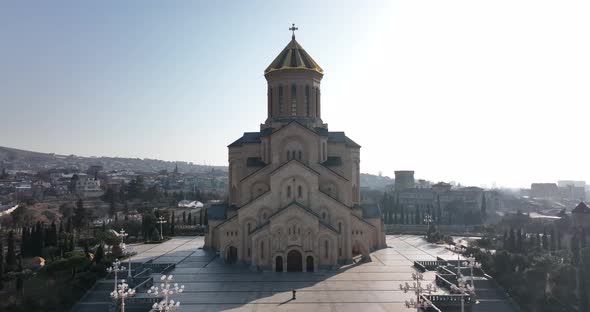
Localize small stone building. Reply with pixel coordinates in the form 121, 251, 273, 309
204, 31, 385, 271
572, 201, 590, 228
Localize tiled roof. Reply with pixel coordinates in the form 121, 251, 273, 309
228, 132, 262, 147
327, 132, 361, 148
265, 38, 323, 74
572, 202, 590, 214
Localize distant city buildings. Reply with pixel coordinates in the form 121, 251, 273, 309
529, 181, 586, 201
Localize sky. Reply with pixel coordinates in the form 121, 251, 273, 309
1, 1, 589, 188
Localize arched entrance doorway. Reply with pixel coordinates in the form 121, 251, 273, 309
287, 250, 302, 272
226, 246, 238, 264
306, 256, 314, 272
276, 256, 283, 272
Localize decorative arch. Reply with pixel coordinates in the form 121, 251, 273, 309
257, 207, 273, 225
279, 175, 311, 207
280, 135, 309, 163
318, 207, 331, 224
250, 181, 269, 200
320, 181, 339, 200
223, 243, 238, 264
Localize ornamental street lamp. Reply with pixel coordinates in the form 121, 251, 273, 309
116, 228, 132, 279
111, 279, 136, 312
107, 259, 126, 293
423, 213, 433, 237
156, 216, 167, 241
148, 274, 185, 311
451, 276, 476, 312
463, 258, 481, 299
400, 272, 437, 309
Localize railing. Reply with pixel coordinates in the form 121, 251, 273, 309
414, 261, 427, 272
418, 294, 443, 312
435, 274, 456, 289
162, 263, 176, 275
415, 260, 448, 271
424, 294, 470, 304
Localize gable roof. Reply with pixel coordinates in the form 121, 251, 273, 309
572, 202, 590, 214
228, 132, 262, 147
327, 132, 361, 148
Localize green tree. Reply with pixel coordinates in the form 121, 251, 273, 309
542, 228, 548, 250
6, 230, 16, 268
0, 240, 4, 290
550, 227, 556, 251
72, 199, 87, 230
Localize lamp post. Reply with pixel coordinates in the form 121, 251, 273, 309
451, 276, 476, 312
400, 272, 437, 310
111, 279, 136, 312
423, 213, 433, 237
464, 258, 481, 298
116, 228, 132, 279
156, 216, 167, 241
107, 259, 126, 293
148, 274, 185, 311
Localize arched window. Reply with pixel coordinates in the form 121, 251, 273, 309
305, 85, 310, 116
278, 85, 284, 114
260, 240, 264, 259
298, 150, 302, 160
287, 186, 292, 198
324, 240, 329, 258
298, 185, 302, 198
247, 223, 251, 234
291, 84, 297, 116
338, 222, 342, 233
322, 212, 326, 220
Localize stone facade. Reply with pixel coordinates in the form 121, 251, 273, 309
204, 33, 385, 271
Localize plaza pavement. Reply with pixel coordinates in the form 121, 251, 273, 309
76, 235, 516, 312
128, 235, 464, 312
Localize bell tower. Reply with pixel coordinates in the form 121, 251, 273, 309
263, 24, 325, 130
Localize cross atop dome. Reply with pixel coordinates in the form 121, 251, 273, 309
289, 23, 298, 39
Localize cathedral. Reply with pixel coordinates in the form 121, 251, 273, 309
205, 27, 386, 272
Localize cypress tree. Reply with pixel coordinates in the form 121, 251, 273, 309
20, 227, 28, 258
571, 232, 580, 265
535, 233, 541, 250
188, 212, 192, 225
95, 244, 104, 264
542, 228, 548, 250
582, 228, 587, 248
401, 205, 405, 225
480, 193, 487, 222
415, 206, 420, 224
199, 209, 203, 225
171, 211, 176, 236
0, 240, 4, 290
557, 230, 562, 250
516, 229, 523, 252
182, 211, 186, 224
508, 228, 515, 251
436, 194, 441, 225
50, 221, 57, 247
503, 230, 508, 248
6, 231, 16, 267
204, 208, 208, 226
550, 227, 556, 251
